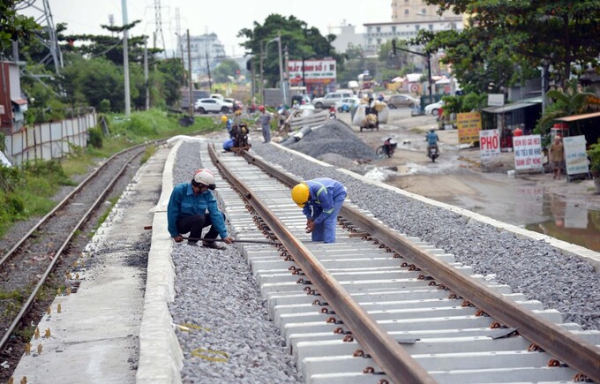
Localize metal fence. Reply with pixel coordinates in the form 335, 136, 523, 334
3, 112, 96, 165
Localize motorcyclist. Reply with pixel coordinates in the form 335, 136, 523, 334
426, 128, 439, 156
383, 137, 397, 157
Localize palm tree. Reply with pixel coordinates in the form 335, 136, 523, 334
538, 79, 600, 135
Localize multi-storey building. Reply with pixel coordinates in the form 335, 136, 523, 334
179, 33, 226, 77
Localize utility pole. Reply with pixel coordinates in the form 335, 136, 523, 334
277, 31, 286, 105
122, 0, 131, 116
260, 42, 265, 104
187, 29, 193, 118
144, 41, 149, 110
395, 42, 433, 102
284, 45, 289, 103
206, 51, 212, 92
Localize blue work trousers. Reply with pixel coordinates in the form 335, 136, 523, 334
311, 196, 345, 243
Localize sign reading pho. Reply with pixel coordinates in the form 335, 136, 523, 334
457, 112, 482, 144
563, 135, 589, 176
479, 130, 501, 165
513, 135, 543, 172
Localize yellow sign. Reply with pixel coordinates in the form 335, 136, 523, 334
457, 112, 482, 144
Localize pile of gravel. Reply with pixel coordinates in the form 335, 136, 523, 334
250, 143, 600, 331
168, 142, 301, 384
285, 119, 377, 161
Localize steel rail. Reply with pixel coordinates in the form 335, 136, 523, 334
0, 148, 145, 352
0, 142, 150, 268
210, 145, 437, 384
240, 150, 600, 382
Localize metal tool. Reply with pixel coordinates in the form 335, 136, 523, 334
182, 236, 280, 245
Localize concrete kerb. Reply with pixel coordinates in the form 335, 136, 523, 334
269, 142, 600, 272
136, 140, 184, 383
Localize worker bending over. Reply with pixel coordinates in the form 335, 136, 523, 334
291, 178, 347, 243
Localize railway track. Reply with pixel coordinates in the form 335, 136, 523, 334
0, 144, 148, 370
205, 143, 600, 383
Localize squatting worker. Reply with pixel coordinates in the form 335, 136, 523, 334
167, 169, 234, 249
291, 178, 347, 243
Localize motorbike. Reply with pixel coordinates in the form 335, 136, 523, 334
427, 145, 439, 162
376, 138, 397, 158
337, 104, 351, 113
328, 107, 337, 120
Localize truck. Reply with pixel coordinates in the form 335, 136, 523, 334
263, 87, 307, 107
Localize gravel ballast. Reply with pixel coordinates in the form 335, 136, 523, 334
168, 142, 301, 384
250, 142, 600, 331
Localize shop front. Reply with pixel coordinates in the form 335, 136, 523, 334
288, 59, 337, 99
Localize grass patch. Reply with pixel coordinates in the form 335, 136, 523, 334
0, 109, 216, 239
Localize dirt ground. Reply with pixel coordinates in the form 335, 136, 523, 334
336, 109, 600, 227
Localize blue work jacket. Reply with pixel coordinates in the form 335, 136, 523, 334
302, 178, 347, 225
167, 183, 228, 239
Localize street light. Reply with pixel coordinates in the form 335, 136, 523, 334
263, 33, 287, 106
394, 43, 433, 102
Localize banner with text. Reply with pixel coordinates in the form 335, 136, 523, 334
457, 112, 482, 144
479, 129, 501, 165
513, 134, 543, 172
288, 60, 337, 81
563, 135, 589, 176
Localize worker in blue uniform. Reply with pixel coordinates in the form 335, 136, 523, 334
167, 169, 233, 248
291, 178, 347, 243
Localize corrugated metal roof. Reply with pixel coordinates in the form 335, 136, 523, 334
555, 111, 600, 122
482, 102, 536, 114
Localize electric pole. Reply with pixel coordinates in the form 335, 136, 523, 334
144, 41, 149, 110
206, 51, 212, 92
187, 29, 193, 118
122, 0, 131, 116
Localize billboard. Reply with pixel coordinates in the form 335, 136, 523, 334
288, 60, 336, 81
457, 112, 482, 144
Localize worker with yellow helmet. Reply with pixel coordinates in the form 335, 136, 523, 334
291, 178, 347, 243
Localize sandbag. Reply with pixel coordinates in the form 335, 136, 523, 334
378, 106, 389, 124
352, 104, 367, 126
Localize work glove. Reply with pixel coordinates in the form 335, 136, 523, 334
173, 235, 183, 243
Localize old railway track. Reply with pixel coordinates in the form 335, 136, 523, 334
0, 144, 148, 375
205, 143, 600, 383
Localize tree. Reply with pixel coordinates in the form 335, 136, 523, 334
0, 0, 39, 52
377, 40, 411, 82
213, 59, 241, 83
423, 0, 600, 89
238, 14, 342, 87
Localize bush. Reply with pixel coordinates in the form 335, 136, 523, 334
88, 127, 104, 149
99, 99, 111, 113
588, 139, 600, 174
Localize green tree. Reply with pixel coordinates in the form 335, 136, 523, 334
213, 59, 241, 83
238, 14, 342, 87
0, 0, 39, 52
423, 0, 600, 89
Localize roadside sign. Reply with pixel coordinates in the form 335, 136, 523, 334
513, 135, 543, 172
457, 112, 482, 144
479, 129, 501, 165
488, 94, 504, 106
410, 83, 420, 93
563, 135, 589, 176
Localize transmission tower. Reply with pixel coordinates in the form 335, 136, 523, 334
154, 0, 167, 58
14, 0, 63, 74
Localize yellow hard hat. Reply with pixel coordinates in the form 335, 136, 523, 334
291, 183, 310, 208
221, 115, 228, 123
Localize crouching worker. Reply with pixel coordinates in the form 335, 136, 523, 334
167, 169, 234, 249
291, 178, 347, 243
222, 138, 234, 152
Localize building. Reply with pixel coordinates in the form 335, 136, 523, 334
179, 33, 226, 77
0, 61, 28, 134
327, 21, 365, 54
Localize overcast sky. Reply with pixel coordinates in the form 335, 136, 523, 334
29, 0, 390, 57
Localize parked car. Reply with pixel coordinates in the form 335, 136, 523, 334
225, 98, 243, 110
195, 98, 232, 114
311, 91, 354, 109
210, 94, 224, 101
291, 94, 311, 106
387, 94, 419, 109
424, 100, 444, 116
335, 97, 360, 112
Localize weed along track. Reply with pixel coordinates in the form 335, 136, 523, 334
0, 144, 148, 381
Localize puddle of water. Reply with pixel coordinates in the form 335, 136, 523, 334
525, 194, 600, 252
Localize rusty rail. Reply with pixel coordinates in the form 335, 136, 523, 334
210, 144, 437, 384
239, 149, 600, 383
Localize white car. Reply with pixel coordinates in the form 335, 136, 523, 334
334, 97, 360, 112
424, 100, 444, 116
195, 98, 233, 114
